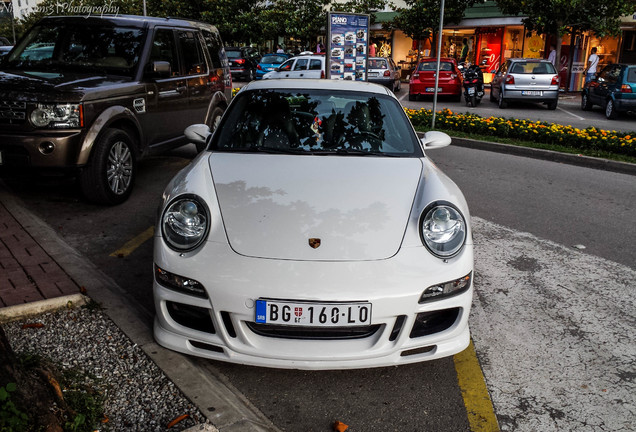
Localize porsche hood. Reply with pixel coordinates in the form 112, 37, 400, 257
209, 153, 422, 261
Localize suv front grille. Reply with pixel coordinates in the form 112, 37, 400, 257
0, 101, 27, 124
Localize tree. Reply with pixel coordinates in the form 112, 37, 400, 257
495, 0, 634, 71
388, 0, 476, 63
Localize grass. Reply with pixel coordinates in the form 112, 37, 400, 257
414, 126, 636, 164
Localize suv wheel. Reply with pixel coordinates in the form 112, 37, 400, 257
197, 106, 224, 152
605, 99, 618, 119
80, 128, 136, 205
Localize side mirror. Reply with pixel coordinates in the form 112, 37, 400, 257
185, 124, 211, 147
420, 131, 451, 150
147, 60, 171, 78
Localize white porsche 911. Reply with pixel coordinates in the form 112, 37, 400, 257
153, 79, 473, 370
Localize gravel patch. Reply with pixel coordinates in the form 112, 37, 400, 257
3, 306, 210, 431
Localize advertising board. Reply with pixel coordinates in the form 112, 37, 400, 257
327, 12, 369, 81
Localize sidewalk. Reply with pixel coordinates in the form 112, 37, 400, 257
0, 197, 81, 309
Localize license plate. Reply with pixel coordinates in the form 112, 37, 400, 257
426, 87, 442, 92
468, 87, 475, 95
522, 90, 543, 96
368, 72, 379, 77
255, 299, 372, 327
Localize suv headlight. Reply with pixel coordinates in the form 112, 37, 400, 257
162, 195, 210, 252
420, 202, 467, 258
30, 103, 83, 128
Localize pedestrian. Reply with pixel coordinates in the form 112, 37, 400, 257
276, 44, 284, 54
369, 41, 377, 57
548, 44, 556, 66
459, 38, 469, 63
584, 47, 599, 85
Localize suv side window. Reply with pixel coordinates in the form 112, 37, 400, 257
309, 59, 322, 70
179, 30, 206, 75
201, 29, 223, 69
150, 29, 179, 76
294, 58, 308, 70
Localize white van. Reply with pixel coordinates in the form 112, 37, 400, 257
262, 54, 325, 79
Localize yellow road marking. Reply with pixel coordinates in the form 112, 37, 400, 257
454, 340, 500, 432
109, 226, 155, 257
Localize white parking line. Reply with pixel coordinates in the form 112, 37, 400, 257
557, 105, 585, 120
471, 217, 635, 431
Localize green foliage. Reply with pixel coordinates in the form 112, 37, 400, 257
0, 383, 29, 432
59, 369, 105, 432
406, 107, 636, 158
389, 0, 477, 41
495, 0, 633, 37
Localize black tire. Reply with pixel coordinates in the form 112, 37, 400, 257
408, 93, 416, 101
605, 99, 618, 119
80, 128, 136, 205
469, 95, 476, 107
498, 91, 508, 109
455, 92, 462, 102
547, 99, 558, 110
581, 92, 593, 111
198, 106, 224, 152
248, 68, 255, 81
489, 88, 496, 102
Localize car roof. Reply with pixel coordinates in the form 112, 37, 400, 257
38, 14, 216, 31
242, 79, 392, 95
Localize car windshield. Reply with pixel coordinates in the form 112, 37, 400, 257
4, 22, 144, 76
226, 50, 242, 59
212, 89, 422, 156
261, 55, 287, 64
418, 61, 453, 71
509, 61, 556, 74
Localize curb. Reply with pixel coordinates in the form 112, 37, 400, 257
0, 182, 279, 432
417, 132, 636, 176
0, 294, 88, 324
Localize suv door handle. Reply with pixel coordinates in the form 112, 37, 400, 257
176, 86, 187, 93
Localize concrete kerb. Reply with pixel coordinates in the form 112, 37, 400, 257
417, 133, 636, 177
0, 294, 88, 324
0, 182, 279, 432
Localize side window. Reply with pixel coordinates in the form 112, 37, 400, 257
293, 59, 308, 70
309, 59, 322, 70
150, 29, 179, 77
279, 59, 293, 71
202, 29, 223, 69
607, 66, 621, 83
179, 30, 206, 75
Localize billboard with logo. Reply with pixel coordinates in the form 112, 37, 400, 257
327, 12, 369, 81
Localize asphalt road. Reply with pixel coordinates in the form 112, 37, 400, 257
2, 87, 635, 431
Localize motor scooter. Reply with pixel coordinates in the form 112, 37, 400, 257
463, 64, 484, 107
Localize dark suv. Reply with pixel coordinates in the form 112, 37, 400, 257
0, 15, 231, 204
225, 46, 260, 81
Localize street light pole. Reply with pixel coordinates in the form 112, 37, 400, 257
431, 0, 445, 129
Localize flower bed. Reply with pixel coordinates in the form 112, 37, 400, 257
406, 108, 636, 157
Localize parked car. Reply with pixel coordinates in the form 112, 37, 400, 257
0, 36, 12, 58
581, 63, 636, 119
409, 58, 462, 101
367, 56, 401, 92
0, 15, 231, 205
225, 46, 260, 81
490, 58, 559, 110
255, 53, 291, 79
153, 79, 474, 369
262, 54, 326, 79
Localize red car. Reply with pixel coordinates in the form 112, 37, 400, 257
409, 58, 463, 101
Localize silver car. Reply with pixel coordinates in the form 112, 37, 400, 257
490, 58, 559, 110
367, 57, 401, 92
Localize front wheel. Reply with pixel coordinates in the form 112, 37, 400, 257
198, 106, 224, 152
80, 128, 136, 205
605, 99, 619, 119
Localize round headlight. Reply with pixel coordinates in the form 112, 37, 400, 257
30, 108, 50, 127
162, 196, 210, 251
420, 202, 466, 258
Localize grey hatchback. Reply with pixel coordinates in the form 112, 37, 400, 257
490, 58, 559, 110
367, 57, 401, 92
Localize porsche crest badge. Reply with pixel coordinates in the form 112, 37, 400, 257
308, 238, 321, 249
